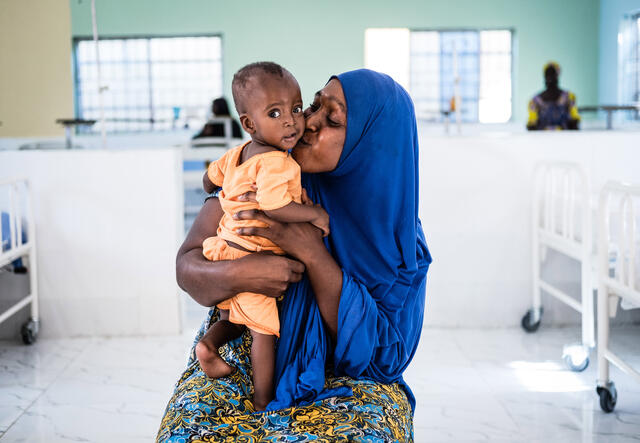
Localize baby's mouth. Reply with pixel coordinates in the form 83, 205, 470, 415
283, 132, 298, 142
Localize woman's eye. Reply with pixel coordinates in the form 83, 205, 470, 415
293, 106, 302, 114
308, 101, 319, 112
268, 110, 281, 118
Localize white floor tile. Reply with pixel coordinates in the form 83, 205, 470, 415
0, 326, 638, 442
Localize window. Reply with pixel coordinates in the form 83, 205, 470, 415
74, 36, 222, 133
364, 28, 410, 90
619, 13, 640, 117
410, 30, 512, 123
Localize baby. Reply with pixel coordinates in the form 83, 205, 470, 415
197, 61, 329, 411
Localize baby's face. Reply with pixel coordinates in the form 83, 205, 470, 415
245, 74, 305, 150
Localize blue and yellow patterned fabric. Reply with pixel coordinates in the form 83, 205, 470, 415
156, 308, 413, 442
527, 90, 580, 130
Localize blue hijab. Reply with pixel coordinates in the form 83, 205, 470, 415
268, 69, 431, 412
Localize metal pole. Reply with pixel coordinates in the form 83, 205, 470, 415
452, 42, 461, 134
91, 0, 107, 148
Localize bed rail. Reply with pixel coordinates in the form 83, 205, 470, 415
596, 181, 640, 412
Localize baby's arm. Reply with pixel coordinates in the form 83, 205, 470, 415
203, 172, 220, 194
204, 157, 225, 193
264, 202, 329, 236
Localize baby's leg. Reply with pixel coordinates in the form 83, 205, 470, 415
249, 329, 276, 411
196, 309, 245, 379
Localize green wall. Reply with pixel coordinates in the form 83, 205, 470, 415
70, 0, 600, 122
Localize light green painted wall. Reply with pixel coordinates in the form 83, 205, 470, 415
70, 0, 600, 122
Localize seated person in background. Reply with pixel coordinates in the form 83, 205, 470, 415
193, 97, 243, 139
527, 61, 580, 130
198, 61, 329, 411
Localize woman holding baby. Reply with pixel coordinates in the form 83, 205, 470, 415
157, 68, 432, 442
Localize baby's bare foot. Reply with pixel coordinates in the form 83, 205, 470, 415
196, 341, 235, 379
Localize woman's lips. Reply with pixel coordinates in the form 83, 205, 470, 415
297, 135, 311, 146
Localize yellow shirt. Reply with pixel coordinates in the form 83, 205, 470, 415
207, 142, 302, 253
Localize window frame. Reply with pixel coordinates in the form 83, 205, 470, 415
72, 33, 224, 134
634, 13, 640, 105
408, 27, 515, 123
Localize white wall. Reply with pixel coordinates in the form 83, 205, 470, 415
0, 149, 184, 338
419, 130, 640, 327
1, 131, 638, 335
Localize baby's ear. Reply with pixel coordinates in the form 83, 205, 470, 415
239, 114, 255, 134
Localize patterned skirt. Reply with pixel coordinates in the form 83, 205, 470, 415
156, 309, 414, 442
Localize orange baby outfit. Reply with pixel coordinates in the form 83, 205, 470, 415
202, 142, 302, 336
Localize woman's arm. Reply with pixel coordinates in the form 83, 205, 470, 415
176, 197, 306, 307
235, 210, 342, 340
235, 206, 429, 384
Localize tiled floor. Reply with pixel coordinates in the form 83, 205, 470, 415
0, 325, 638, 442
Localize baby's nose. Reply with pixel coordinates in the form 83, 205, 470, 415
283, 112, 295, 126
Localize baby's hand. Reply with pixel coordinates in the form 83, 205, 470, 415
311, 206, 330, 237
301, 188, 314, 206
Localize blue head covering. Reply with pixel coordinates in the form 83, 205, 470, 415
269, 69, 431, 412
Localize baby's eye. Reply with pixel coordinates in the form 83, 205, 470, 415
269, 110, 281, 118
293, 106, 302, 114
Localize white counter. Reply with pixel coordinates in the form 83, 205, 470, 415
0, 149, 184, 338
418, 130, 640, 327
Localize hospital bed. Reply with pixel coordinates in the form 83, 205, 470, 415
523, 162, 595, 371
0, 178, 39, 344
596, 181, 640, 413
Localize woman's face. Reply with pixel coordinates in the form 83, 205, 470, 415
292, 78, 346, 173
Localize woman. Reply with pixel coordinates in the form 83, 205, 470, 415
157, 70, 431, 442
526, 62, 580, 130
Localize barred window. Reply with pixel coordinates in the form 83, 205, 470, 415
410, 30, 512, 123
74, 36, 223, 133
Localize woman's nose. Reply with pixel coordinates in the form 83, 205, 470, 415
304, 112, 319, 132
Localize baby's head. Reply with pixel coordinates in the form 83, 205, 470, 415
232, 62, 304, 150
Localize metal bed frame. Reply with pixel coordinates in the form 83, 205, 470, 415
596, 181, 640, 412
0, 178, 39, 344
522, 162, 595, 371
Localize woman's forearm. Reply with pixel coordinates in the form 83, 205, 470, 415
176, 247, 237, 307
301, 244, 342, 341
176, 197, 235, 307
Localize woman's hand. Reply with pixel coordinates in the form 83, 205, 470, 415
236, 187, 313, 205
230, 252, 305, 297
235, 187, 326, 261
233, 210, 325, 263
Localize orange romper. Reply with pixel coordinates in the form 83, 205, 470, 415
202, 142, 302, 336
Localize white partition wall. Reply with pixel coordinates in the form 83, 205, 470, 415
418, 131, 640, 327
0, 149, 184, 338
1, 131, 638, 333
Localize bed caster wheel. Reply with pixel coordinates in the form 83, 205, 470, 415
562, 344, 589, 372
521, 308, 542, 333
21, 319, 39, 345
597, 382, 617, 413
